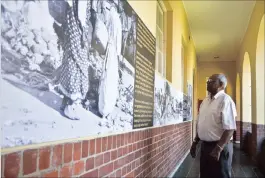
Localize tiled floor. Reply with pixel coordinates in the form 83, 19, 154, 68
173, 143, 264, 178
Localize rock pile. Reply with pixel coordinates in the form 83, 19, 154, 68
1, 1, 62, 74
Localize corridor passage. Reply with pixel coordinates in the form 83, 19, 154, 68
173, 144, 264, 178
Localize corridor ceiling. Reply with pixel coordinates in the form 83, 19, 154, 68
183, 1, 256, 61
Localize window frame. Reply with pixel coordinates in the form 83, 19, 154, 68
156, 0, 166, 78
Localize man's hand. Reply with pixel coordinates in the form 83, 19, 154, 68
190, 142, 197, 158
210, 145, 223, 161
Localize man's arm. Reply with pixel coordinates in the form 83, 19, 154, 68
190, 115, 200, 158
193, 100, 204, 144
216, 98, 237, 150
193, 119, 200, 144
210, 98, 237, 161
216, 129, 234, 149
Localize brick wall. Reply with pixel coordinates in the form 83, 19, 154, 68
252, 123, 265, 156
234, 121, 241, 142
1, 121, 192, 178
240, 121, 252, 150
238, 121, 265, 159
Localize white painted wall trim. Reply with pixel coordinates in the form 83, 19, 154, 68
168, 151, 190, 178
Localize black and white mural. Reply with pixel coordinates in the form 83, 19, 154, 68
153, 73, 185, 126
186, 82, 193, 121
0, 0, 192, 149
182, 83, 193, 122
1, 0, 137, 148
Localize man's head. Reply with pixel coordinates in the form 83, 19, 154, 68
207, 74, 227, 95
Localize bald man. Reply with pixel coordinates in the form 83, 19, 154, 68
190, 74, 237, 178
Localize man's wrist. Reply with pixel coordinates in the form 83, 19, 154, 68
216, 144, 223, 151
193, 138, 200, 144
194, 137, 200, 142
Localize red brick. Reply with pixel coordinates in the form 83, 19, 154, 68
129, 144, 133, 152
73, 160, 85, 176
112, 136, 117, 149
73, 142, 81, 161
132, 132, 135, 142
42, 170, 58, 177
86, 157, 94, 171
82, 141, 89, 158
131, 161, 136, 170
23, 149, 38, 175
89, 139, 95, 155
123, 146, 128, 155
125, 171, 134, 178
95, 154, 104, 167
104, 151, 111, 163
117, 135, 121, 148
1, 155, 4, 178
116, 169, 122, 177
133, 143, 137, 151
127, 164, 132, 173
52, 145, 62, 167
64, 143, 73, 163
96, 138, 102, 154
126, 133, 130, 144
80, 169, 98, 178
60, 164, 72, 177
99, 162, 114, 177
39, 147, 51, 170
111, 150, 117, 161
107, 136, 112, 150
118, 148, 123, 157
102, 137, 108, 152
122, 166, 127, 176
121, 134, 124, 146
4, 152, 21, 177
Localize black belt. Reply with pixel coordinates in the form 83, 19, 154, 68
202, 140, 232, 146
202, 141, 219, 146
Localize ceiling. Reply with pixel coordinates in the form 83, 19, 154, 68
183, 1, 256, 62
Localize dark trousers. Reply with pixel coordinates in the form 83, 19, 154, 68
200, 141, 233, 178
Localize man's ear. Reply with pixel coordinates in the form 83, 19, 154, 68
219, 80, 224, 88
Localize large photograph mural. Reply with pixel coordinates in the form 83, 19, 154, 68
153, 74, 193, 126
0, 0, 192, 149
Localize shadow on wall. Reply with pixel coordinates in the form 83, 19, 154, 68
257, 138, 265, 176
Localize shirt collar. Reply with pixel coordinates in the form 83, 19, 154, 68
208, 90, 225, 100
214, 90, 225, 99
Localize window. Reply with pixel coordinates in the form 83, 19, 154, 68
156, 1, 166, 77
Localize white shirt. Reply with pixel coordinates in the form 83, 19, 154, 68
197, 90, 237, 142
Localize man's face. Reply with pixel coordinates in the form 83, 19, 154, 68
207, 74, 221, 94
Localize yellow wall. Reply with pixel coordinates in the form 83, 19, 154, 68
242, 53, 252, 123
236, 74, 241, 122
168, 1, 197, 93
128, 1, 157, 36
236, 1, 264, 125
255, 15, 264, 125
197, 61, 236, 101
168, 1, 198, 140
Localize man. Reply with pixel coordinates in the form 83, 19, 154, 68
190, 74, 237, 178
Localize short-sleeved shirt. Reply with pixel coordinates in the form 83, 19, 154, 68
197, 90, 237, 142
